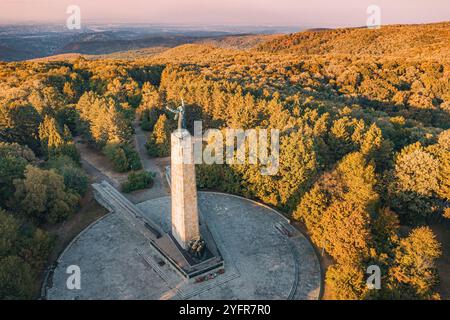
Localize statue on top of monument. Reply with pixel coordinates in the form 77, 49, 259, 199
166, 99, 186, 131
188, 237, 206, 260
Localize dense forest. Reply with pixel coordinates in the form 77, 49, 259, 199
0, 22, 449, 299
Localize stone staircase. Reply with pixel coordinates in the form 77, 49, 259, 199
92, 181, 164, 241
137, 248, 238, 300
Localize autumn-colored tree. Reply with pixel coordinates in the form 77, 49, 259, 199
296, 152, 379, 253
39, 116, 63, 155
28, 86, 66, 115
337, 152, 379, 205
63, 82, 77, 103
294, 185, 329, 237
39, 116, 79, 162
394, 143, 440, 196
146, 114, 171, 157
327, 117, 361, 162
14, 165, 79, 224
326, 263, 368, 300
105, 77, 141, 107
387, 227, 441, 299
227, 130, 317, 211
360, 123, 393, 171
390, 142, 444, 223
321, 201, 373, 265
138, 82, 162, 131
76, 91, 132, 148
429, 130, 450, 202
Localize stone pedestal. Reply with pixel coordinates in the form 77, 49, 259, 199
171, 130, 200, 250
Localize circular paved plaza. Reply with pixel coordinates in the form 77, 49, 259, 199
45, 192, 321, 300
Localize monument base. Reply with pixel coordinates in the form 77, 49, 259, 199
149, 232, 224, 280
92, 181, 223, 280
148, 213, 224, 279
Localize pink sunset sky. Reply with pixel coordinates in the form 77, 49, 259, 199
0, 0, 449, 27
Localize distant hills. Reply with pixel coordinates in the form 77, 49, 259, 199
0, 24, 299, 61
256, 22, 450, 61
58, 35, 200, 55
0, 44, 33, 61
3, 22, 449, 62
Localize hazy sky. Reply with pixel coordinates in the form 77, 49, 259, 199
0, 0, 449, 27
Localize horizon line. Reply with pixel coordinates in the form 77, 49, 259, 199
0, 19, 449, 28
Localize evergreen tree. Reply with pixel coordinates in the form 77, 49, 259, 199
0, 103, 42, 154
39, 116, 79, 162
0, 143, 35, 207
146, 114, 171, 157
39, 116, 64, 157
76, 92, 132, 148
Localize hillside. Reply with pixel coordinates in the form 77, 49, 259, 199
256, 22, 450, 61
57, 35, 202, 55
0, 44, 33, 61
198, 34, 281, 50
28, 34, 279, 62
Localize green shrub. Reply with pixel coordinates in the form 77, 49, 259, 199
47, 156, 89, 196
103, 143, 142, 172
122, 171, 154, 193
0, 209, 53, 300
0, 256, 34, 300
14, 165, 80, 225
122, 144, 143, 171
0, 209, 53, 299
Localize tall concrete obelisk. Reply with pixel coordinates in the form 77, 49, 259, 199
170, 129, 200, 250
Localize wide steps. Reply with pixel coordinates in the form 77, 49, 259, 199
92, 181, 163, 240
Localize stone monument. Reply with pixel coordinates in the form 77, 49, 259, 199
167, 100, 201, 250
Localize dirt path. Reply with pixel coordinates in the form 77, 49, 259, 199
74, 124, 170, 204
75, 138, 128, 188
132, 119, 170, 200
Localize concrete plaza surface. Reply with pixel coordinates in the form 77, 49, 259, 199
45, 192, 321, 300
